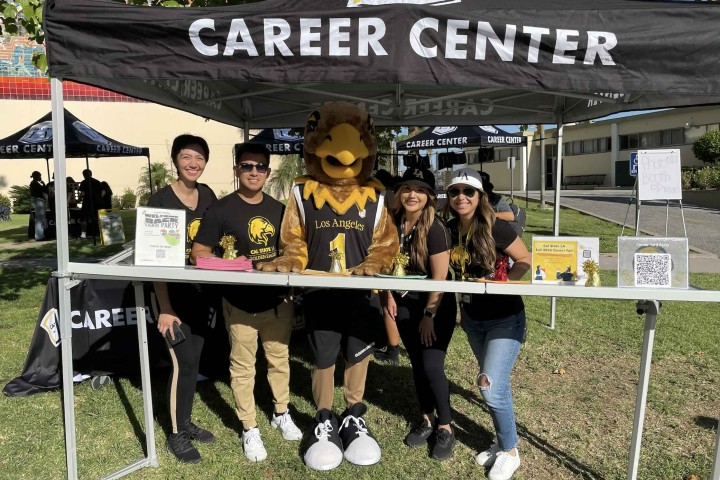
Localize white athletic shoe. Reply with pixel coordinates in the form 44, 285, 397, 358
271, 411, 303, 441
488, 449, 521, 480
241, 427, 267, 462
476, 442, 501, 467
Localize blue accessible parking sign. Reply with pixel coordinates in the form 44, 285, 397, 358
629, 152, 638, 176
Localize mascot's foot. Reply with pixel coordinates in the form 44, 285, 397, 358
304, 409, 343, 471
339, 402, 381, 466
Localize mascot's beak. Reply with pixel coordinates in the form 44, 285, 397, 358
315, 123, 370, 179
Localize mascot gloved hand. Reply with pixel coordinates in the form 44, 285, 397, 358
257, 102, 398, 275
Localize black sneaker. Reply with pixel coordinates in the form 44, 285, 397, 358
304, 409, 343, 471
404, 419, 434, 447
339, 403, 381, 466
374, 345, 400, 366
167, 431, 201, 464
431, 426, 456, 461
185, 421, 215, 444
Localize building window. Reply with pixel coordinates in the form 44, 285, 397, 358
545, 144, 557, 158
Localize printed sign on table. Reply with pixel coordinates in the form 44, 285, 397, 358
98, 209, 126, 245
134, 207, 186, 266
531, 236, 600, 285
617, 237, 688, 289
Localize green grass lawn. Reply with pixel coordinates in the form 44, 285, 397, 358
0, 206, 718, 479
0, 210, 137, 260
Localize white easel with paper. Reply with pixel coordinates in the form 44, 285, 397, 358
621, 149, 687, 238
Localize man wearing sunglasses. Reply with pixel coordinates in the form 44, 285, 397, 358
192, 143, 302, 463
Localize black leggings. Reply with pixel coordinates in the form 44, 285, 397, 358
394, 293, 457, 425
164, 321, 205, 434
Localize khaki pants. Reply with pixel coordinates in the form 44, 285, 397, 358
224, 298, 293, 430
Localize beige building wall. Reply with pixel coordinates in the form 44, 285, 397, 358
0, 100, 288, 201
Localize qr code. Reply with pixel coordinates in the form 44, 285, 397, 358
634, 253, 671, 288
156, 249, 166, 259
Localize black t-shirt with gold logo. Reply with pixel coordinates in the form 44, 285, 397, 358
195, 192, 287, 313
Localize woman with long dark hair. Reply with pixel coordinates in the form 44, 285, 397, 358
148, 134, 217, 464
383, 172, 458, 461
443, 167, 531, 480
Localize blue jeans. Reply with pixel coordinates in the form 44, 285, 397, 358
461, 309, 526, 451
31, 197, 47, 240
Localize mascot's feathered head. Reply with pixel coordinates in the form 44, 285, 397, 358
303, 102, 377, 186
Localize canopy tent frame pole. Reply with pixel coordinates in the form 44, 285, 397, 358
548, 112, 564, 331
50, 78, 158, 480
51, 77, 77, 480
147, 153, 153, 195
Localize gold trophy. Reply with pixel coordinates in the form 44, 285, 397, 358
391, 251, 410, 277
219, 235, 238, 260
582, 259, 601, 287
329, 250, 345, 273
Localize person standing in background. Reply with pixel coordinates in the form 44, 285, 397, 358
78, 169, 103, 239
29, 171, 47, 241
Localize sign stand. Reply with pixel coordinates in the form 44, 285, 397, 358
620, 150, 687, 238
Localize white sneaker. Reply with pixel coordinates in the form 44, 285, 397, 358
476, 442, 501, 467
488, 449, 521, 480
271, 411, 303, 441
241, 427, 267, 462
80, 233, 86, 239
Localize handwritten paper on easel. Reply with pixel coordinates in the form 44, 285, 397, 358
637, 149, 682, 200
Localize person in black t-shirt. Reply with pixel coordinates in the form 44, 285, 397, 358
147, 134, 218, 464
192, 143, 301, 463
443, 168, 531, 480
383, 173, 459, 460
29, 171, 48, 241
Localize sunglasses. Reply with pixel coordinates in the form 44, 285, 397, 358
237, 162, 269, 173
447, 187, 477, 198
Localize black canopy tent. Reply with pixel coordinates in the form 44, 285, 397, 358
397, 125, 525, 170
0, 109, 152, 191
41, 0, 720, 478
240, 128, 303, 156
397, 125, 524, 150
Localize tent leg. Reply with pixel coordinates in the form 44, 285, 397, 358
133, 282, 158, 467
46, 158, 51, 182
58, 276, 78, 480
549, 116, 564, 330
627, 300, 660, 480
147, 155, 152, 195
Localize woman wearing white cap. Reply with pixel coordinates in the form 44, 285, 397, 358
443, 167, 531, 480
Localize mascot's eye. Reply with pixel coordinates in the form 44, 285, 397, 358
306, 111, 320, 133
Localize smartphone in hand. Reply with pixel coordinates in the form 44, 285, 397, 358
164, 323, 186, 347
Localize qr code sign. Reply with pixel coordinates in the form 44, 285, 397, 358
634, 253, 671, 288
156, 249, 166, 259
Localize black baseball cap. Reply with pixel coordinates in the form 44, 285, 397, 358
394, 168, 436, 194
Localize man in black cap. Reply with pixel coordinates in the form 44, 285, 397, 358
29, 171, 48, 241
478, 171, 514, 222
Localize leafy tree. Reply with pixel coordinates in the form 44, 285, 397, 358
692, 129, 720, 164
9, 185, 31, 213
112, 188, 137, 209
136, 162, 176, 206
268, 154, 305, 200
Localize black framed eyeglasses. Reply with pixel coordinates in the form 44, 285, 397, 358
448, 187, 477, 198
237, 162, 269, 173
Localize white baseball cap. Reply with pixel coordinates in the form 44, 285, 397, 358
446, 167, 484, 191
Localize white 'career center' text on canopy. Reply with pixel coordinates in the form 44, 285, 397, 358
189, 17, 617, 65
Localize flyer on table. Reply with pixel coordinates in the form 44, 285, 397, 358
134, 207, 186, 267
532, 236, 600, 285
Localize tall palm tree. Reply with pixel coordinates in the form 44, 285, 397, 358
136, 161, 176, 206
268, 154, 305, 200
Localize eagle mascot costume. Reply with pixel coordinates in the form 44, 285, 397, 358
258, 102, 398, 470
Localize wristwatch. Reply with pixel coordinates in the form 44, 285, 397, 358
423, 308, 436, 319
